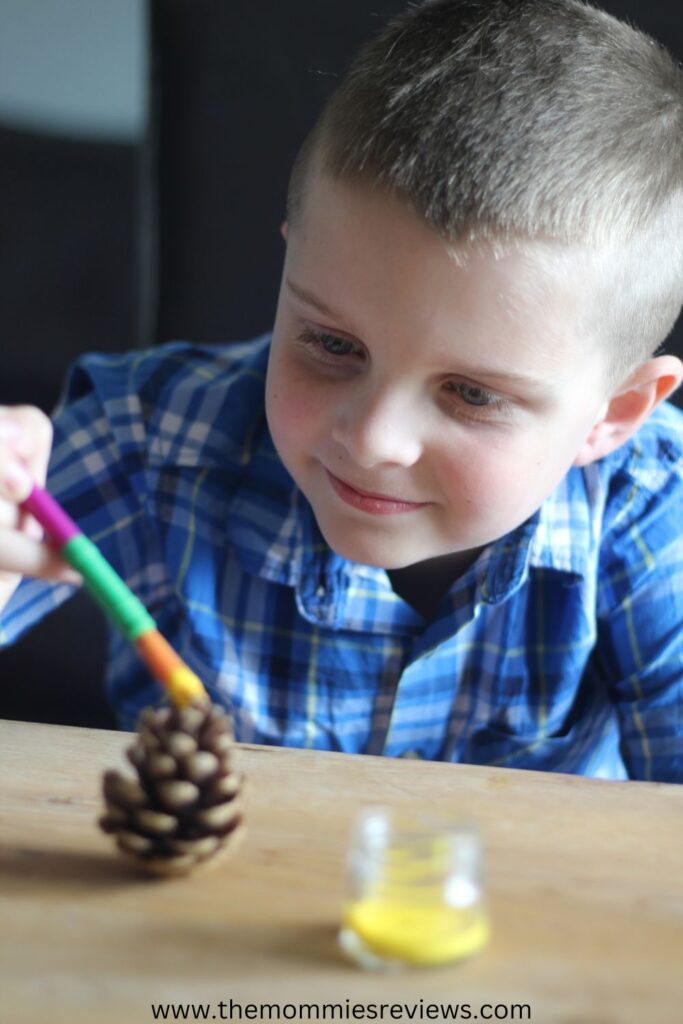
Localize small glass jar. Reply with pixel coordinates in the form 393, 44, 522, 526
338, 807, 489, 970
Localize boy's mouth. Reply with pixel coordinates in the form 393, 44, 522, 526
324, 470, 429, 515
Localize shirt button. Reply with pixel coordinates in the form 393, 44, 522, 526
316, 585, 325, 598
399, 750, 422, 759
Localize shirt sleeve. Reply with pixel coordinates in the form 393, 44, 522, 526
595, 444, 683, 783
0, 351, 152, 649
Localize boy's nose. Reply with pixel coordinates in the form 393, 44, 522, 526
330, 385, 423, 469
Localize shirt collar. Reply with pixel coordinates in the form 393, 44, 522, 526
480, 465, 594, 603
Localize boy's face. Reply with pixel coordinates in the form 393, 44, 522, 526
265, 170, 610, 570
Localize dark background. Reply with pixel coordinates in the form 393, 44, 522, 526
1, 0, 682, 729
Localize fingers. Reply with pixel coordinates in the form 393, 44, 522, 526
0, 405, 79, 588
0, 405, 52, 502
0, 529, 82, 585
0, 450, 33, 502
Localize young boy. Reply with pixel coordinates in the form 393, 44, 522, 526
1, 0, 682, 782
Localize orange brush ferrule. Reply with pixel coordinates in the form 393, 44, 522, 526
135, 629, 208, 707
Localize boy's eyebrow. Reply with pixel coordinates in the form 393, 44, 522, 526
286, 278, 339, 318
285, 277, 551, 388
450, 364, 551, 387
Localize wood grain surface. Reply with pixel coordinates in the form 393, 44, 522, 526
1, 719, 682, 1024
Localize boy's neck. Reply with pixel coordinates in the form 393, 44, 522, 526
387, 548, 484, 621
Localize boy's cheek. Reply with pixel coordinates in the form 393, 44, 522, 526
440, 439, 547, 520
266, 373, 325, 449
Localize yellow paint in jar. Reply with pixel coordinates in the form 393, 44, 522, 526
343, 899, 490, 966
339, 808, 490, 969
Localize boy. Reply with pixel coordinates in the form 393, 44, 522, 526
1, 0, 682, 781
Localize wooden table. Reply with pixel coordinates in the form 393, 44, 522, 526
1, 719, 682, 1024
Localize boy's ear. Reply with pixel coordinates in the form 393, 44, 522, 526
573, 354, 683, 467
280, 220, 289, 242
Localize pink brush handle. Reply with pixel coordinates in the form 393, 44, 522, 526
21, 484, 81, 547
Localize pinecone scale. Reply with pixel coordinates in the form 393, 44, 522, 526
99, 701, 245, 876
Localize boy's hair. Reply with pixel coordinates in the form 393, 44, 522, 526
286, 0, 683, 392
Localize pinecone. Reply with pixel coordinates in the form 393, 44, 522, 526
99, 700, 245, 876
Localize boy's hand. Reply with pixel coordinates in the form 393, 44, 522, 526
0, 406, 81, 613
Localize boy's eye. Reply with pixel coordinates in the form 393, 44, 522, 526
448, 382, 495, 407
318, 333, 356, 356
443, 380, 511, 419
296, 327, 361, 360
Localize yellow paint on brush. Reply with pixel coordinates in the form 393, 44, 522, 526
342, 899, 490, 966
166, 665, 208, 707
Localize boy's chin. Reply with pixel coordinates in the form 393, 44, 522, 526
321, 529, 434, 570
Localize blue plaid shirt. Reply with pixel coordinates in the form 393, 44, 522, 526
2, 334, 682, 781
